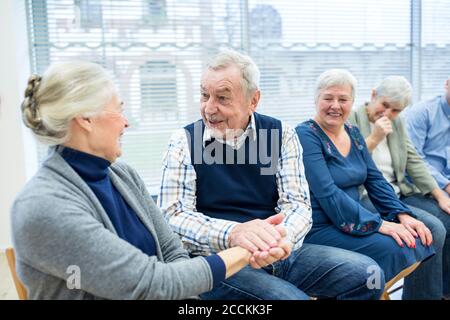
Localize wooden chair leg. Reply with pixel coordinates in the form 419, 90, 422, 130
5, 248, 28, 300
381, 262, 421, 300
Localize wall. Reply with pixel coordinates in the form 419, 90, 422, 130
0, 0, 36, 250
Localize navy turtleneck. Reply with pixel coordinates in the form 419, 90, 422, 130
58, 146, 226, 287
59, 146, 157, 256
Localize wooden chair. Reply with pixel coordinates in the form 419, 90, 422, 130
381, 261, 420, 300
5, 248, 28, 300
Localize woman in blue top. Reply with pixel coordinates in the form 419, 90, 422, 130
295, 69, 435, 295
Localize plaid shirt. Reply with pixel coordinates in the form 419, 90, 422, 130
158, 115, 312, 256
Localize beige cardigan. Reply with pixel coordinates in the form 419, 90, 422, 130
348, 104, 438, 197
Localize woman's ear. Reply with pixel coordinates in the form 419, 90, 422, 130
73, 116, 93, 132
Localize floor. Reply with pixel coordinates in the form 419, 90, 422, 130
0, 251, 19, 300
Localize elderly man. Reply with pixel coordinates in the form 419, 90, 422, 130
158, 49, 383, 300
403, 77, 450, 198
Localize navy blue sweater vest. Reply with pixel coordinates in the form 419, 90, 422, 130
184, 113, 282, 223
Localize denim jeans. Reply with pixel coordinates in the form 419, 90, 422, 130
361, 194, 447, 300
401, 193, 450, 299
200, 243, 384, 300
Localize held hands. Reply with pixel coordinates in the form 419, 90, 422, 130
378, 213, 433, 248
228, 213, 293, 269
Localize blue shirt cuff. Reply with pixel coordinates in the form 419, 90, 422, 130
204, 254, 226, 288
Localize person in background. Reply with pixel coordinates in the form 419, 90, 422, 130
348, 75, 448, 300
11, 61, 261, 300
403, 76, 450, 198
159, 49, 384, 300
296, 69, 435, 300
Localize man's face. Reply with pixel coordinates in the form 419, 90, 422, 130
200, 65, 259, 139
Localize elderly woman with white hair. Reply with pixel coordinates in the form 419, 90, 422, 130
10, 61, 263, 300
348, 76, 449, 299
295, 69, 435, 299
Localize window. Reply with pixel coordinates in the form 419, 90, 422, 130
75, 0, 103, 29
25, 0, 450, 194
144, 0, 167, 26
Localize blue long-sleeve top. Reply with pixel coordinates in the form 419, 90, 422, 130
59, 146, 225, 286
296, 120, 413, 236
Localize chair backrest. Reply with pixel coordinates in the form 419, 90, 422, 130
5, 248, 28, 300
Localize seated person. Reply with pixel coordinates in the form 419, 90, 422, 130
11, 61, 261, 300
296, 69, 435, 299
403, 76, 450, 199
159, 49, 384, 300
348, 76, 449, 300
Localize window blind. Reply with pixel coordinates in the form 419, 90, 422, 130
25, 0, 442, 194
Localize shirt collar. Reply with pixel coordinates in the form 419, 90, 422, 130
202, 113, 257, 148
439, 95, 450, 119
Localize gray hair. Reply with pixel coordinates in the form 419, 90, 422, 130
315, 69, 357, 102
373, 76, 412, 109
21, 61, 116, 145
206, 49, 260, 98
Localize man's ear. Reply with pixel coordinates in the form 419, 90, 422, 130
73, 116, 93, 132
249, 90, 261, 113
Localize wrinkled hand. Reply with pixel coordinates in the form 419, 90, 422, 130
372, 116, 392, 142
378, 219, 417, 248
228, 213, 286, 253
397, 213, 433, 246
249, 238, 293, 269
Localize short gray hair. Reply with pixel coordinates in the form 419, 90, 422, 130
373, 76, 412, 109
206, 49, 260, 98
21, 61, 116, 145
315, 69, 357, 102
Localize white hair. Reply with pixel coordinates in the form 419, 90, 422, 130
21, 61, 116, 145
373, 76, 412, 109
315, 69, 357, 102
206, 49, 260, 98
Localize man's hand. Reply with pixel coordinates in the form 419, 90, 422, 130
228, 213, 286, 253
249, 238, 293, 269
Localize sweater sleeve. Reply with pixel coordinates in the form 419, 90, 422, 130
11, 193, 215, 300
400, 121, 439, 195
297, 124, 382, 236
355, 127, 414, 220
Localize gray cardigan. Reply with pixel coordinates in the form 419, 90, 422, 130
10, 148, 214, 300
348, 104, 439, 197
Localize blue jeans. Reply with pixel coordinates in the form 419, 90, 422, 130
361, 194, 447, 300
401, 193, 450, 299
200, 243, 384, 300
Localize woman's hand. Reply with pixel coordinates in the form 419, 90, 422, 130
438, 196, 450, 215
378, 220, 417, 248
397, 213, 433, 247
